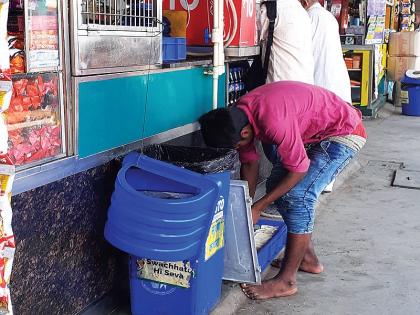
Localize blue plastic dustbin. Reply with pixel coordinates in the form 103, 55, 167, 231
104, 152, 230, 315
401, 74, 420, 116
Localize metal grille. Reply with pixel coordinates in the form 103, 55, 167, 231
80, 0, 160, 31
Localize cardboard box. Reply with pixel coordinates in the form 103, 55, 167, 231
387, 56, 420, 81
388, 32, 420, 56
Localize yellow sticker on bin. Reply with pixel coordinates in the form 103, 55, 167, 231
401, 90, 409, 104
205, 197, 225, 261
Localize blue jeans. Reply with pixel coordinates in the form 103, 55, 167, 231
266, 141, 356, 234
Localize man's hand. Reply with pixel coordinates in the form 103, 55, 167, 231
251, 200, 266, 224
241, 160, 307, 225
252, 170, 307, 224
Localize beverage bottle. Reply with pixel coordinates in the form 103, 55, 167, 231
234, 82, 240, 103
229, 83, 234, 105
237, 67, 243, 83
232, 67, 238, 83
239, 82, 244, 97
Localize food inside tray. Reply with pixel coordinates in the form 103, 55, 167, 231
254, 225, 279, 251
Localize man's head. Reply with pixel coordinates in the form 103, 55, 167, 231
199, 107, 254, 150
300, 0, 318, 10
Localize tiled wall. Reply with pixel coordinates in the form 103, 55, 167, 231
11, 161, 128, 315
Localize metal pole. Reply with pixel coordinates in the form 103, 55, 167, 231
212, 0, 225, 109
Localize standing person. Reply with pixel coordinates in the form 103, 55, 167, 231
199, 81, 366, 299
300, 0, 352, 104
260, 0, 314, 84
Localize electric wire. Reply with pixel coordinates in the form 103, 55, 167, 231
140, 36, 153, 154
140, 18, 163, 153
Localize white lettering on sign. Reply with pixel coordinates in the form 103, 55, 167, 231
179, 0, 200, 11
215, 196, 225, 214
243, 0, 254, 18
170, 0, 176, 10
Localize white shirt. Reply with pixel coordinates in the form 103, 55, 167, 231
307, 3, 352, 104
260, 0, 314, 84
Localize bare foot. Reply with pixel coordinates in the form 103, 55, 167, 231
271, 258, 324, 274
241, 279, 298, 300
299, 258, 324, 274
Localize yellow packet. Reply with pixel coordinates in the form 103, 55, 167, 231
0, 155, 14, 197
0, 81, 11, 113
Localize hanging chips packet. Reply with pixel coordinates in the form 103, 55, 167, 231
0, 1, 10, 73
0, 118, 7, 155
0, 162, 14, 315
0, 156, 14, 197
0, 2, 14, 314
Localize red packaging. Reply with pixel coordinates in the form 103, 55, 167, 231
163, 0, 257, 47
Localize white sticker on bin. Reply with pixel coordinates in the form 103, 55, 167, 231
136, 259, 194, 288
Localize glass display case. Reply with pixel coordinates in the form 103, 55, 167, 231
7, 72, 63, 166
7, 0, 66, 168
70, 0, 162, 75
26, 0, 61, 72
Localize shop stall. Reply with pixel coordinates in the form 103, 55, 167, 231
342, 43, 387, 116
8, 0, 413, 312
327, 0, 399, 116
2, 0, 260, 314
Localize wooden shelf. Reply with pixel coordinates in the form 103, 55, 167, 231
348, 69, 362, 71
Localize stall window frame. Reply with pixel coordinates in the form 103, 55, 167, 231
23, 0, 64, 73
9, 0, 71, 171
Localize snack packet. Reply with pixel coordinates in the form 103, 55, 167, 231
0, 155, 14, 197
0, 118, 7, 155
0, 81, 11, 113
0, 1, 10, 73
0, 167, 15, 315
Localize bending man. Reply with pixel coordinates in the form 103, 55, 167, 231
199, 81, 366, 300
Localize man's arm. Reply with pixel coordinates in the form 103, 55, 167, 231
240, 160, 259, 198
251, 170, 307, 224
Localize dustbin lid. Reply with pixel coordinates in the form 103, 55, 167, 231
402, 71, 420, 84
223, 180, 261, 284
